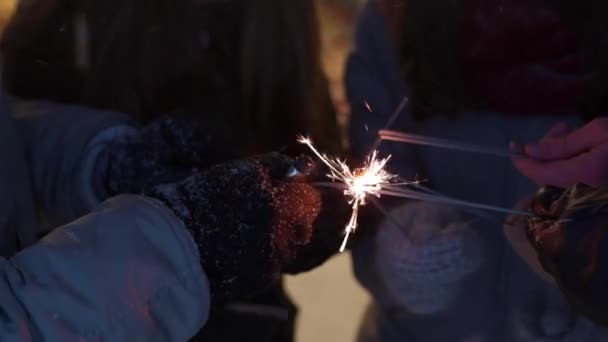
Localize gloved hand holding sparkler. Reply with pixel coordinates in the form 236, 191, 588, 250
523, 183, 608, 326
145, 152, 346, 300
281, 155, 351, 273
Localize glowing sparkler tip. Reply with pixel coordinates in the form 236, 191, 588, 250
297, 135, 398, 252
296, 135, 311, 145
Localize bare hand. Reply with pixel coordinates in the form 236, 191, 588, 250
512, 119, 608, 187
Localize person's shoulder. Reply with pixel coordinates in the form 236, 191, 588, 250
355, 0, 388, 39
352, 1, 398, 63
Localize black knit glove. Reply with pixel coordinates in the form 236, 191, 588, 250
94, 116, 231, 197
527, 183, 608, 326
146, 153, 323, 300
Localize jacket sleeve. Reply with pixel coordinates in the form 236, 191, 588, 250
0, 194, 209, 341
10, 99, 133, 225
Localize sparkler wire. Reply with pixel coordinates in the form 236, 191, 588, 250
377, 188, 530, 216
379, 129, 523, 158
299, 101, 531, 252
368, 97, 409, 153
315, 182, 530, 218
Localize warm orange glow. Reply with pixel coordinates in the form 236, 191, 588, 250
298, 136, 396, 251
0, 0, 17, 36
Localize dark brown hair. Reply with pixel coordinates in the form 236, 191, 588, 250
378, 0, 608, 120
1, 0, 340, 153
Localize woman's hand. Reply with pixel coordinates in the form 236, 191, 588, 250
513, 119, 608, 187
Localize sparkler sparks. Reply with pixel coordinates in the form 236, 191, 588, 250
297, 134, 530, 252
297, 136, 397, 251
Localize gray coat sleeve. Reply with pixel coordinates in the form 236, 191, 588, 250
0, 195, 209, 341
10, 99, 132, 225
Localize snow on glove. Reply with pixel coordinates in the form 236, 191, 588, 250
146, 153, 322, 301
280, 156, 352, 274
94, 116, 232, 197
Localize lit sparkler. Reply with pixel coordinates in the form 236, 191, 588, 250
295, 97, 532, 255
297, 136, 398, 251
297, 134, 530, 252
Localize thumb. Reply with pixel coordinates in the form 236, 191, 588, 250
540, 122, 571, 142
525, 119, 608, 161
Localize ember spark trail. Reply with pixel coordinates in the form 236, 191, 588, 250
297, 136, 397, 251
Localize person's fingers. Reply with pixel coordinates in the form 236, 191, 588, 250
524, 118, 608, 161
510, 123, 571, 156
512, 157, 571, 188
540, 122, 572, 142
513, 143, 608, 187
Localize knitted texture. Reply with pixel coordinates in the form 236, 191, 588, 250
146, 153, 322, 301
95, 116, 231, 197
527, 184, 608, 327
376, 202, 483, 314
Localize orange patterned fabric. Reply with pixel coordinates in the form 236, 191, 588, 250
528, 184, 608, 326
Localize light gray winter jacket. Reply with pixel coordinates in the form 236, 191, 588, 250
0, 98, 209, 340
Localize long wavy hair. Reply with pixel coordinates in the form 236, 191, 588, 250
1, 0, 340, 153
378, 0, 608, 120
